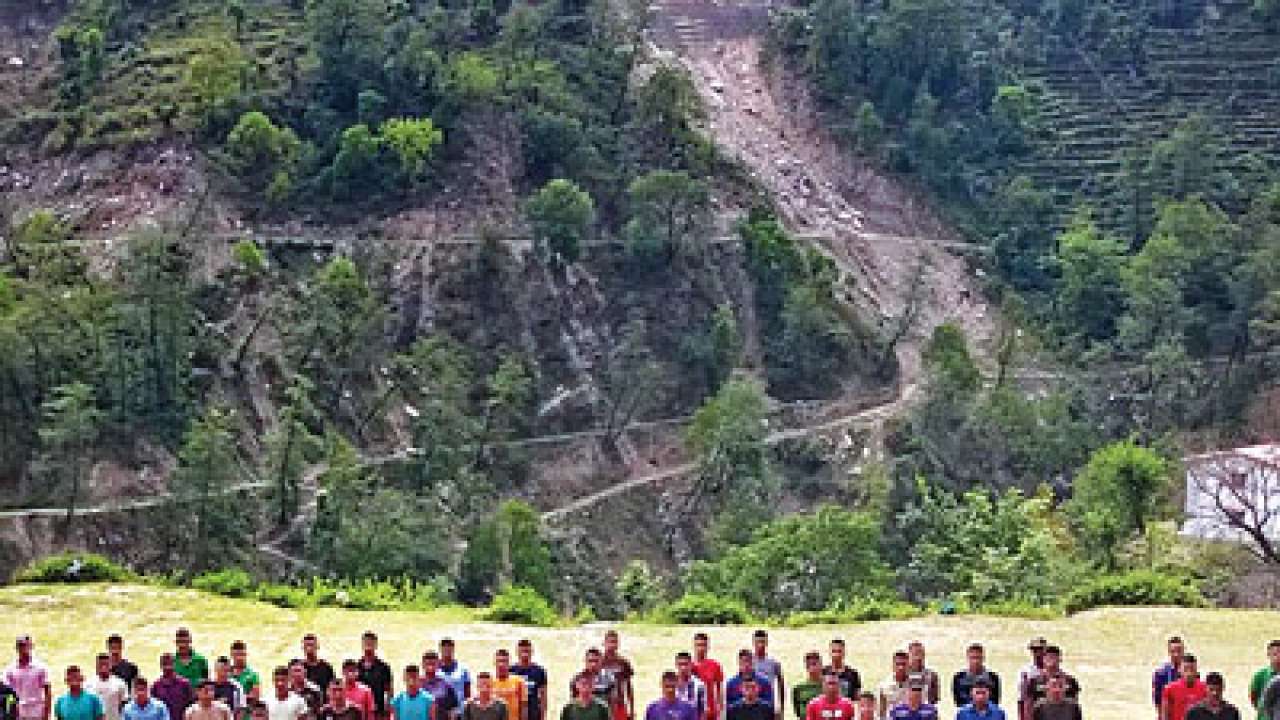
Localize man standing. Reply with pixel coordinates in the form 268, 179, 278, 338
302, 638, 335, 695
601, 632, 633, 720
1162, 655, 1206, 720
791, 655, 822, 720
106, 639, 137, 693
1251, 642, 1280, 720
389, 666, 433, 720
725, 653, 771, 711
1020, 648, 1078, 720
287, 663, 322, 720
87, 656, 128, 720
358, 635, 392, 720
264, 669, 307, 720
905, 644, 938, 707
230, 646, 259, 700
875, 654, 910, 720
750, 633, 783, 720
803, 674, 853, 720
691, 636, 722, 720
822, 643, 859, 702
122, 680, 168, 720
184, 682, 230, 720
211, 659, 244, 717
512, 641, 546, 720
561, 676, 607, 720
1188, 674, 1240, 720
420, 655, 458, 720
644, 673, 697, 720
886, 682, 936, 720
174, 632, 208, 687
492, 652, 526, 720
55, 667, 104, 720
953, 645, 1001, 708
319, 682, 362, 720
726, 679, 769, 720
439, 643, 471, 706
5, 636, 50, 720
1016, 641, 1047, 720
461, 675, 505, 720
340, 662, 373, 720
673, 655, 706, 720
956, 681, 1005, 720
153, 657, 194, 720
1154, 638, 1187, 719
1030, 677, 1079, 720
571, 651, 616, 712
851, 694, 874, 720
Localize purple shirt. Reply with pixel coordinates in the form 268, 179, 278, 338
151, 677, 193, 719
644, 700, 698, 720
1153, 663, 1179, 708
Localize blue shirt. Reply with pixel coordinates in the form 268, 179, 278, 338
1153, 663, 1179, 708
887, 704, 937, 720
391, 691, 434, 720
956, 703, 1006, 720
439, 664, 471, 704
123, 701, 170, 720
55, 693, 104, 720
725, 675, 773, 709
644, 700, 697, 720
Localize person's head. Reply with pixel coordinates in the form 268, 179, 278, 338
1205, 672, 1225, 703
585, 648, 602, 673
327, 682, 347, 707
966, 644, 984, 672
362, 632, 377, 656
302, 634, 319, 660
829, 639, 845, 667
66, 665, 84, 693
604, 630, 620, 656
1180, 654, 1199, 683
907, 641, 924, 670
343, 659, 360, 683
404, 665, 421, 693
422, 652, 439, 677
495, 649, 511, 677
517, 639, 533, 665
805, 652, 823, 681
821, 672, 840, 700
250, 702, 268, 720
440, 639, 456, 662
273, 667, 289, 695
736, 649, 753, 675
289, 660, 306, 687
475, 672, 493, 700
15, 635, 32, 662
1168, 636, 1185, 664
855, 692, 875, 719
1269, 640, 1280, 669
197, 681, 215, 704
176, 628, 193, 655
970, 680, 991, 709
693, 633, 709, 658
133, 678, 151, 705
675, 652, 694, 679
1043, 646, 1062, 672
892, 651, 909, 679
752, 630, 768, 656
215, 657, 232, 681
741, 676, 759, 703
661, 671, 678, 699
573, 674, 594, 702
1028, 638, 1047, 666
108, 635, 124, 659
231, 641, 248, 669
1046, 675, 1066, 702
906, 683, 923, 710
96, 653, 112, 679
160, 653, 176, 677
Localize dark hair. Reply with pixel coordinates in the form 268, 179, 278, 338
342, 659, 359, 671
423, 652, 439, 661
65, 665, 82, 675
518, 640, 532, 648
804, 652, 821, 663
176, 628, 191, 638
830, 639, 845, 647
289, 659, 304, 669
1169, 636, 1184, 645
1182, 654, 1197, 664
405, 665, 420, 675
96, 653, 110, 662
1206, 672, 1224, 687
231, 641, 247, 652
662, 671, 678, 683
1044, 645, 1062, 655
737, 650, 752, 660
496, 649, 510, 658
1269, 640, 1280, 651
273, 667, 289, 679
857, 692, 875, 701
604, 630, 619, 640
133, 678, 148, 689
108, 635, 123, 645
303, 634, 318, 642
972, 680, 991, 691
753, 630, 768, 639
476, 672, 492, 681
967, 644, 984, 653
197, 681, 215, 690
249, 702, 268, 716
693, 633, 709, 642
893, 651, 909, 660
217, 657, 231, 665
676, 652, 693, 661
585, 648, 602, 658
363, 632, 377, 641
441, 639, 455, 647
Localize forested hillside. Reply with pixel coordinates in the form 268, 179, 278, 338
1, 0, 1279, 616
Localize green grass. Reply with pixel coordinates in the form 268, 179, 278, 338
2, 583, 1276, 720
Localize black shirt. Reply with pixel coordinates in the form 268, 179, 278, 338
306, 660, 337, 693
112, 660, 140, 691
359, 658, 394, 713
1186, 702, 1242, 720
728, 702, 772, 720
320, 706, 364, 720
1026, 673, 1079, 706
821, 667, 861, 700
1, 682, 19, 720
952, 670, 1001, 707
512, 664, 548, 720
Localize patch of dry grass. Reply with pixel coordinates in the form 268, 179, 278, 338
2, 584, 1277, 720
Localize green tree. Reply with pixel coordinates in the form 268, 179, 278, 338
1055, 217, 1129, 345
184, 40, 244, 121
264, 375, 321, 526
634, 62, 704, 161
457, 500, 553, 602
379, 117, 444, 181
686, 377, 774, 537
35, 382, 103, 530
170, 407, 251, 573
332, 124, 382, 190
306, 0, 387, 111
1068, 440, 1170, 569
526, 179, 594, 262
853, 101, 885, 155
446, 52, 501, 106
225, 112, 301, 197
624, 170, 710, 263
922, 322, 980, 396
681, 304, 742, 395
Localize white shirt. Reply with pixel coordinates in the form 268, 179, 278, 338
264, 693, 308, 720
86, 675, 129, 720
4, 659, 50, 719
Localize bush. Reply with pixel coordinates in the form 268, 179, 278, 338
16, 553, 132, 583
785, 597, 921, 626
483, 586, 558, 626
662, 593, 751, 625
256, 582, 315, 609
1063, 571, 1208, 614
616, 560, 666, 614
191, 568, 257, 598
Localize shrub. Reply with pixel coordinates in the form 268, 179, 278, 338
785, 597, 921, 626
16, 553, 132, 583
256, 583, 315, 609
483, 586, 558, 626
616, 560, 666, 614
662, 593, 751, 625
191, 568, 257, 598
1063, 571, 1208, 614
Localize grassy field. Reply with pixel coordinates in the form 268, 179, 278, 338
2, 584, 1278, 720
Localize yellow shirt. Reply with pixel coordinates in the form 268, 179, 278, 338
494, 677, 526, 720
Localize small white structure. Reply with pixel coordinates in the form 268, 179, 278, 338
1183, 444, 1280, 562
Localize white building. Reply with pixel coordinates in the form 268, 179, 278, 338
1182, 444, 1280, 548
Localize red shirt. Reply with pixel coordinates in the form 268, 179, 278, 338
1162, 679, 1208, 720
344, 682, 375, 720
806, 697, 855, 720
692, 660, 724, 714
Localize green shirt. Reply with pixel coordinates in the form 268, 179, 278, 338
1253, 668, 1279, 720
175, 653, 210, 685
791, 682, 821, 720
234, 668, 260, 694
560, 701, 609, 720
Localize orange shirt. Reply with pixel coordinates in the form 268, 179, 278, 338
494, 676, 527, 720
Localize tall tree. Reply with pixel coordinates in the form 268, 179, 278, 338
35, 382, 102, 530
170, 407, 250, 573
1069, 439, 1169, 569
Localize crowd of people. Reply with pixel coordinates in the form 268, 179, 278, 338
2, 628, 1278, 720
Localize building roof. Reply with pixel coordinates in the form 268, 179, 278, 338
1185, 443, 1280, 473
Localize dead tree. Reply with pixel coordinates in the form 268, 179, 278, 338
1186, 448, 1280, 564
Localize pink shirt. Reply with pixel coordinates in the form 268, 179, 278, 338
4, 660, 50, 718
